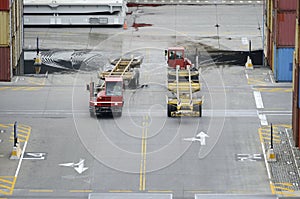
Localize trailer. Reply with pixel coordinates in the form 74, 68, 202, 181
166, 47, 203, 117
99, 57, 142, 89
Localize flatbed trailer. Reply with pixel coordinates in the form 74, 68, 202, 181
99, 57, 142, 89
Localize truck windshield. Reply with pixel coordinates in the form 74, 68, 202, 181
106, 81, 123, 96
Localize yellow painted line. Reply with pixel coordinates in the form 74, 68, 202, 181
139, 115, 148, 191
18, 126, 31, 131
0, 177, 16, 195
260, 132, 280, 138
0, 124, 9, 128
270, 183, 276, 195
148, 190, 173, 193
248, 78, 267, 85
69, 190, 93, 193
11, 87, 27, 91
0, 178, 13, 184
185, 190, 212, 193
274, 124, 292, 128
15, 134, 28, 138
275, 182, 293, 186
139, 125, 145, 191
0, 87, 10, 90
29, 189, 54, 193
261, 137, 281, 143
274, 186, 295, 192
8, 177, 17, 195
0, 184, 11, 189
109, 190, 133, 193
0, 190, 10, 195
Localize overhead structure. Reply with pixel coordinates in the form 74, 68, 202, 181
23, 0, 127, 26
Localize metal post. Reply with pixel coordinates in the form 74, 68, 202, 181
37, 37, 39, 55
249, 40, 252, 56
270, 123, 273, 149
13, 121, 18, 147
195, 48, 199, 69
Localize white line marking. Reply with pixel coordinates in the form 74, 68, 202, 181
258, 114, 268, 126
253, 91, 264, 109
15, 141, 28, 177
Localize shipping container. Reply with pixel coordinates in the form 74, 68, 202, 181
273, 11, 297, 47
10, 0, 23, 75
0, 11, 10, 46
266, 0, 273, 30
0, 0, 9, 11
273, 45, 294, 82
275, 0, 297, 11
292, 57, 299, 146
267, 29, 274, 69
0, 47, 11, 81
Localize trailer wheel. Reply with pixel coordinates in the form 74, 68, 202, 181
167, 104, 172, 117
168, 104, 176, 117
191, 75, 199, 83
193, 104, 202, 117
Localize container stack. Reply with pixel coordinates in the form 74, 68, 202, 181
265, 0, 297, 82
0, 0, 11, 81
265, 0, 274, 69
0, 0, 23, 82
292, 1, 300, 147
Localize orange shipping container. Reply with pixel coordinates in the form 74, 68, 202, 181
0, 11, 10, 46
273, 11, 297, 47
0, 0, 9, 11
0, 47, 11, 81
275, 0, 297, 11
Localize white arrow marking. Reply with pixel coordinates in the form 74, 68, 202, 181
26, 153, 43, 157
196, 131, 209, 145
183, 137, 202, 142
59, 159, 88, 174
23, 152, 46, 160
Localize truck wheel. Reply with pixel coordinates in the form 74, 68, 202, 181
113, 112, 122, 117
193, 104, 202, 117
191, 75, 199, 83
198, 104, 202, 117
90, 111, 95, 117
199, 104, 202, 117
129, 77, 137, 89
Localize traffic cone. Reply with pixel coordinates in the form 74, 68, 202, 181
123, 20, 128, 30
245, 56, 253, 69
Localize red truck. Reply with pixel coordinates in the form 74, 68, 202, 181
89, 76, 124, 117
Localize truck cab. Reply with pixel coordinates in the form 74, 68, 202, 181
167, 47, 192, 70
89, 76, 124, 117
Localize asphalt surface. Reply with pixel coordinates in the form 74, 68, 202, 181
0, 3, 297, 199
